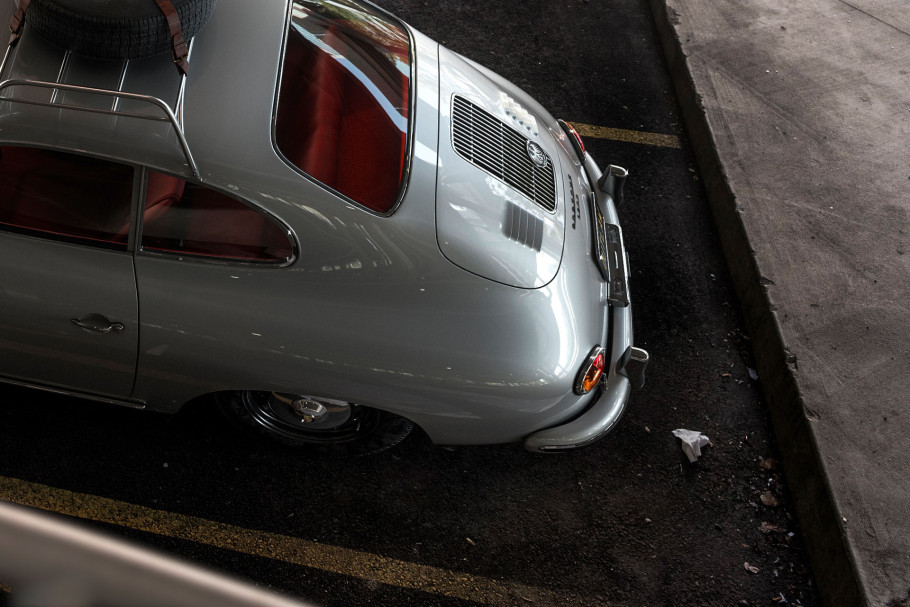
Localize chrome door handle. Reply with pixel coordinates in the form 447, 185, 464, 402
71, 314, 125, 335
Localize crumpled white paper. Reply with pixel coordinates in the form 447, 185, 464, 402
672, 429, 710, 462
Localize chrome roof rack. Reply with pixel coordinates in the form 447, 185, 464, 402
0, 26, 199, 178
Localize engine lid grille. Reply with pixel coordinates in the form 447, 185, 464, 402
503, 202, 544, 251
452, 96, 556, 212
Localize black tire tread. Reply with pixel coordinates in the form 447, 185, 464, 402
25, 0, 216, 61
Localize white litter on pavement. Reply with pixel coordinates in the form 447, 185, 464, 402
672, 429, 710, 462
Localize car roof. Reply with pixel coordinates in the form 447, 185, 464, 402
0, 0, 291, 185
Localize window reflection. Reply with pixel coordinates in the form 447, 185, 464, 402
276, 0, 411, 213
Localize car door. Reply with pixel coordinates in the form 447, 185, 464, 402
0, 146, 139, 399
129, 170, 295, 403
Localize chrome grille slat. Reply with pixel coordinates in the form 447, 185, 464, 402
452, 96, 557, 212
502, 131, 527, 146
504, 165, 534, 182
470, 145, 503, 163
468, 130, 507, 151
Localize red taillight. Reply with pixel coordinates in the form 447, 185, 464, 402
575, 347, 606, 394
558, 119, 586, 162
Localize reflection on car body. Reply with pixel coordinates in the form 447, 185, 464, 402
0, 0, 648, 455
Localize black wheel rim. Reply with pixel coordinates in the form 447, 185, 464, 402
238, 391, 380, 445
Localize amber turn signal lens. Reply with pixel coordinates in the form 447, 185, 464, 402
575, 346, 606, 394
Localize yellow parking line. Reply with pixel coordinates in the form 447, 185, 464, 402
572, 123, 681, 149
0, 476, 611, 607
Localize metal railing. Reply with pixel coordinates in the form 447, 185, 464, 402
0, 33, 199, 177
0, 501, 314, 607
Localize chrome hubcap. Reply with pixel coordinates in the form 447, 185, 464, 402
285, 396, 328, 422
264, 392, 353, 430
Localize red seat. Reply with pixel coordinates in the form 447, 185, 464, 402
114, 171, 186, 239
145, 171, 186, 211
276, 26, 408, 213
141, 173, 291, 262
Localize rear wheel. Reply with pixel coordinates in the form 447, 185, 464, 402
217, 391, 413, 456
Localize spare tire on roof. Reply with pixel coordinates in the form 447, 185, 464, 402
25, 0, 216, 61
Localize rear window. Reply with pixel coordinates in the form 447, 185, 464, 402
275, 0, 411, 214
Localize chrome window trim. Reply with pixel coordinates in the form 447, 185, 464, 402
134, 168, 299, 268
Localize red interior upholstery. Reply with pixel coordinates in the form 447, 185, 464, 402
182, 186, 279, 259
112, 170, 187, 239
0, 146, 133, 245
0, 148, 288, 261
276, 26, 408, 213
141, 171, 291, 262
145, 171, 186, 214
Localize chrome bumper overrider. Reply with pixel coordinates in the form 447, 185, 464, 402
619, 346, 649, 390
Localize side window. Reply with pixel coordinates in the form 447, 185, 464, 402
0, 146, 133, 248
140, 171, 294, 263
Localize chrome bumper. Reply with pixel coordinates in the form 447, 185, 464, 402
524, 372, 631, 452
523, 344, 648, 452
523, 157, 649, 453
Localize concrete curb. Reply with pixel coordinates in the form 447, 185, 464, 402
647, 1, 867, 605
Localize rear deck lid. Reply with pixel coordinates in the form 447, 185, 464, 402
435, 49, 565, 289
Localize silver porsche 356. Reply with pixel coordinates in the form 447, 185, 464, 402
0, 0, 648, 454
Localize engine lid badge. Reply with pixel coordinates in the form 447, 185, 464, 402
526, 141, 547, 168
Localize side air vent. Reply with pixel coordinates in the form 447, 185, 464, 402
452, 96, 556, 212
503, 202, 544, 251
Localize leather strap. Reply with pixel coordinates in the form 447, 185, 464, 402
8, 0, 31, 46
153, 0, 189, 75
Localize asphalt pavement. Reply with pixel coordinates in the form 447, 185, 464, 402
648, 0, 910, 605
11, 0, 906, 604
0, 1, 828, 605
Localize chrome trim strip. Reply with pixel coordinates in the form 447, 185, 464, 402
112, 58, 130, 112
0, 45, 12, 79
49, 50, 72, 105
0, 376, 147, 410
